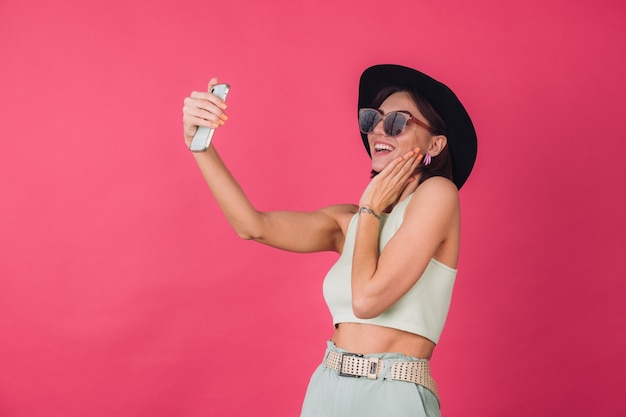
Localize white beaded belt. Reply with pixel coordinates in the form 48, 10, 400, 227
325, 350, 439, 402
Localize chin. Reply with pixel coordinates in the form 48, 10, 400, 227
371, 154, 392, 172
371, 163, 387, 174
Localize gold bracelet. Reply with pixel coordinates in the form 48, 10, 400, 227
358, 206, 381, 220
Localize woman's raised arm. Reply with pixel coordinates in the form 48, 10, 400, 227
182, 79, 355, 253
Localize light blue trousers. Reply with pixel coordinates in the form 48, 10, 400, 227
300, 341, 440, 417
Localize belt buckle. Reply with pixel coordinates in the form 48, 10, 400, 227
337, 352, 364, 378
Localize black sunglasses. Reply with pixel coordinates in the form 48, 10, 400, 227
359, 108, 432, 137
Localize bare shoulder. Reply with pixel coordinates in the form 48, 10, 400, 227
405, 176, 460, 222
403, 177, 460, 266
412, 176, 459, 206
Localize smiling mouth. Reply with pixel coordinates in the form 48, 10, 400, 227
373, 143, 395, 153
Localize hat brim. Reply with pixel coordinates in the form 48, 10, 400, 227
358, 64, 477, 189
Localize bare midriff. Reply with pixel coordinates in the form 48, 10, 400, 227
331, 322, 435, 360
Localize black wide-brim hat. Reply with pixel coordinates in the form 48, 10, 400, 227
358, 64, 477, 189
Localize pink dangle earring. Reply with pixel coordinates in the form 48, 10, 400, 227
423, 154, 432, 166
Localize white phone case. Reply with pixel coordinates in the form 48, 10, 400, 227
189, 83, 230, 152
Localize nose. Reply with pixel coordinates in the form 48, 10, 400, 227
371, 118, 386, 136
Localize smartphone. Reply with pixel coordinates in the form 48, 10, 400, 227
189, 83, 230, 152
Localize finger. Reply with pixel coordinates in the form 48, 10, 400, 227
184, 124, 199, 138
208, 77, 219, 91
208, 78, 229, 110
403, 152, 423, 176
378, 157, 403, 178
401, 148, 422, 164
183, 108, 225, 133
387, 150, 419, 177
185, 113, 223, 129
184, 96, 228, 123
405, 148, 423, 168
184, 107, 224, 129
390, 152, 422, 184
378, 148, 421, 180
184, 96, 227, 117
188, 90, 228, 112
407, 154, 423, 176
404, 148, 423, 168
189, 78, 228, 109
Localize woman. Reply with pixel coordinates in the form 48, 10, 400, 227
182, 64, 477, 417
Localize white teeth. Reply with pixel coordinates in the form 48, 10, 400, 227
374, 143, 394, 152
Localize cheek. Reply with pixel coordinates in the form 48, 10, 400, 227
398, 133, 427, 152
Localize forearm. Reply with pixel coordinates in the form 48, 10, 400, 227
350, 150, 422, 317
351, 209, 382, 318
192, 145, 263, 239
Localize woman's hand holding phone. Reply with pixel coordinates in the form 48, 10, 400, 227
183, 77, 229, 151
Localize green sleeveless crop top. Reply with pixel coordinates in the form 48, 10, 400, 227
322, 194, 457, 344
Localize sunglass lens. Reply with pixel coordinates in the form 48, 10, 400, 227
359, 110, 380, 134
384, 112, 407, 137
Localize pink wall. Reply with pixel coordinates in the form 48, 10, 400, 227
1, 0, 625, 416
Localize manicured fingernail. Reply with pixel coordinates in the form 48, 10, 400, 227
220, 113, 228, 121
211, 123, 219, 128
218, 119, 225, 126
221, 103, 228, 109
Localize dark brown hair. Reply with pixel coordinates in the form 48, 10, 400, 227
369, 86, 453, 185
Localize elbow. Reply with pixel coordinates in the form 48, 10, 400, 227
232, 212, 266, 241
234, 228, 262, 241
234, 229, 255, 240
351, 295, 380, 320
231, 218, 264, 241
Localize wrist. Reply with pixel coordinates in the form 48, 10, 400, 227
358, 206, 381, 220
